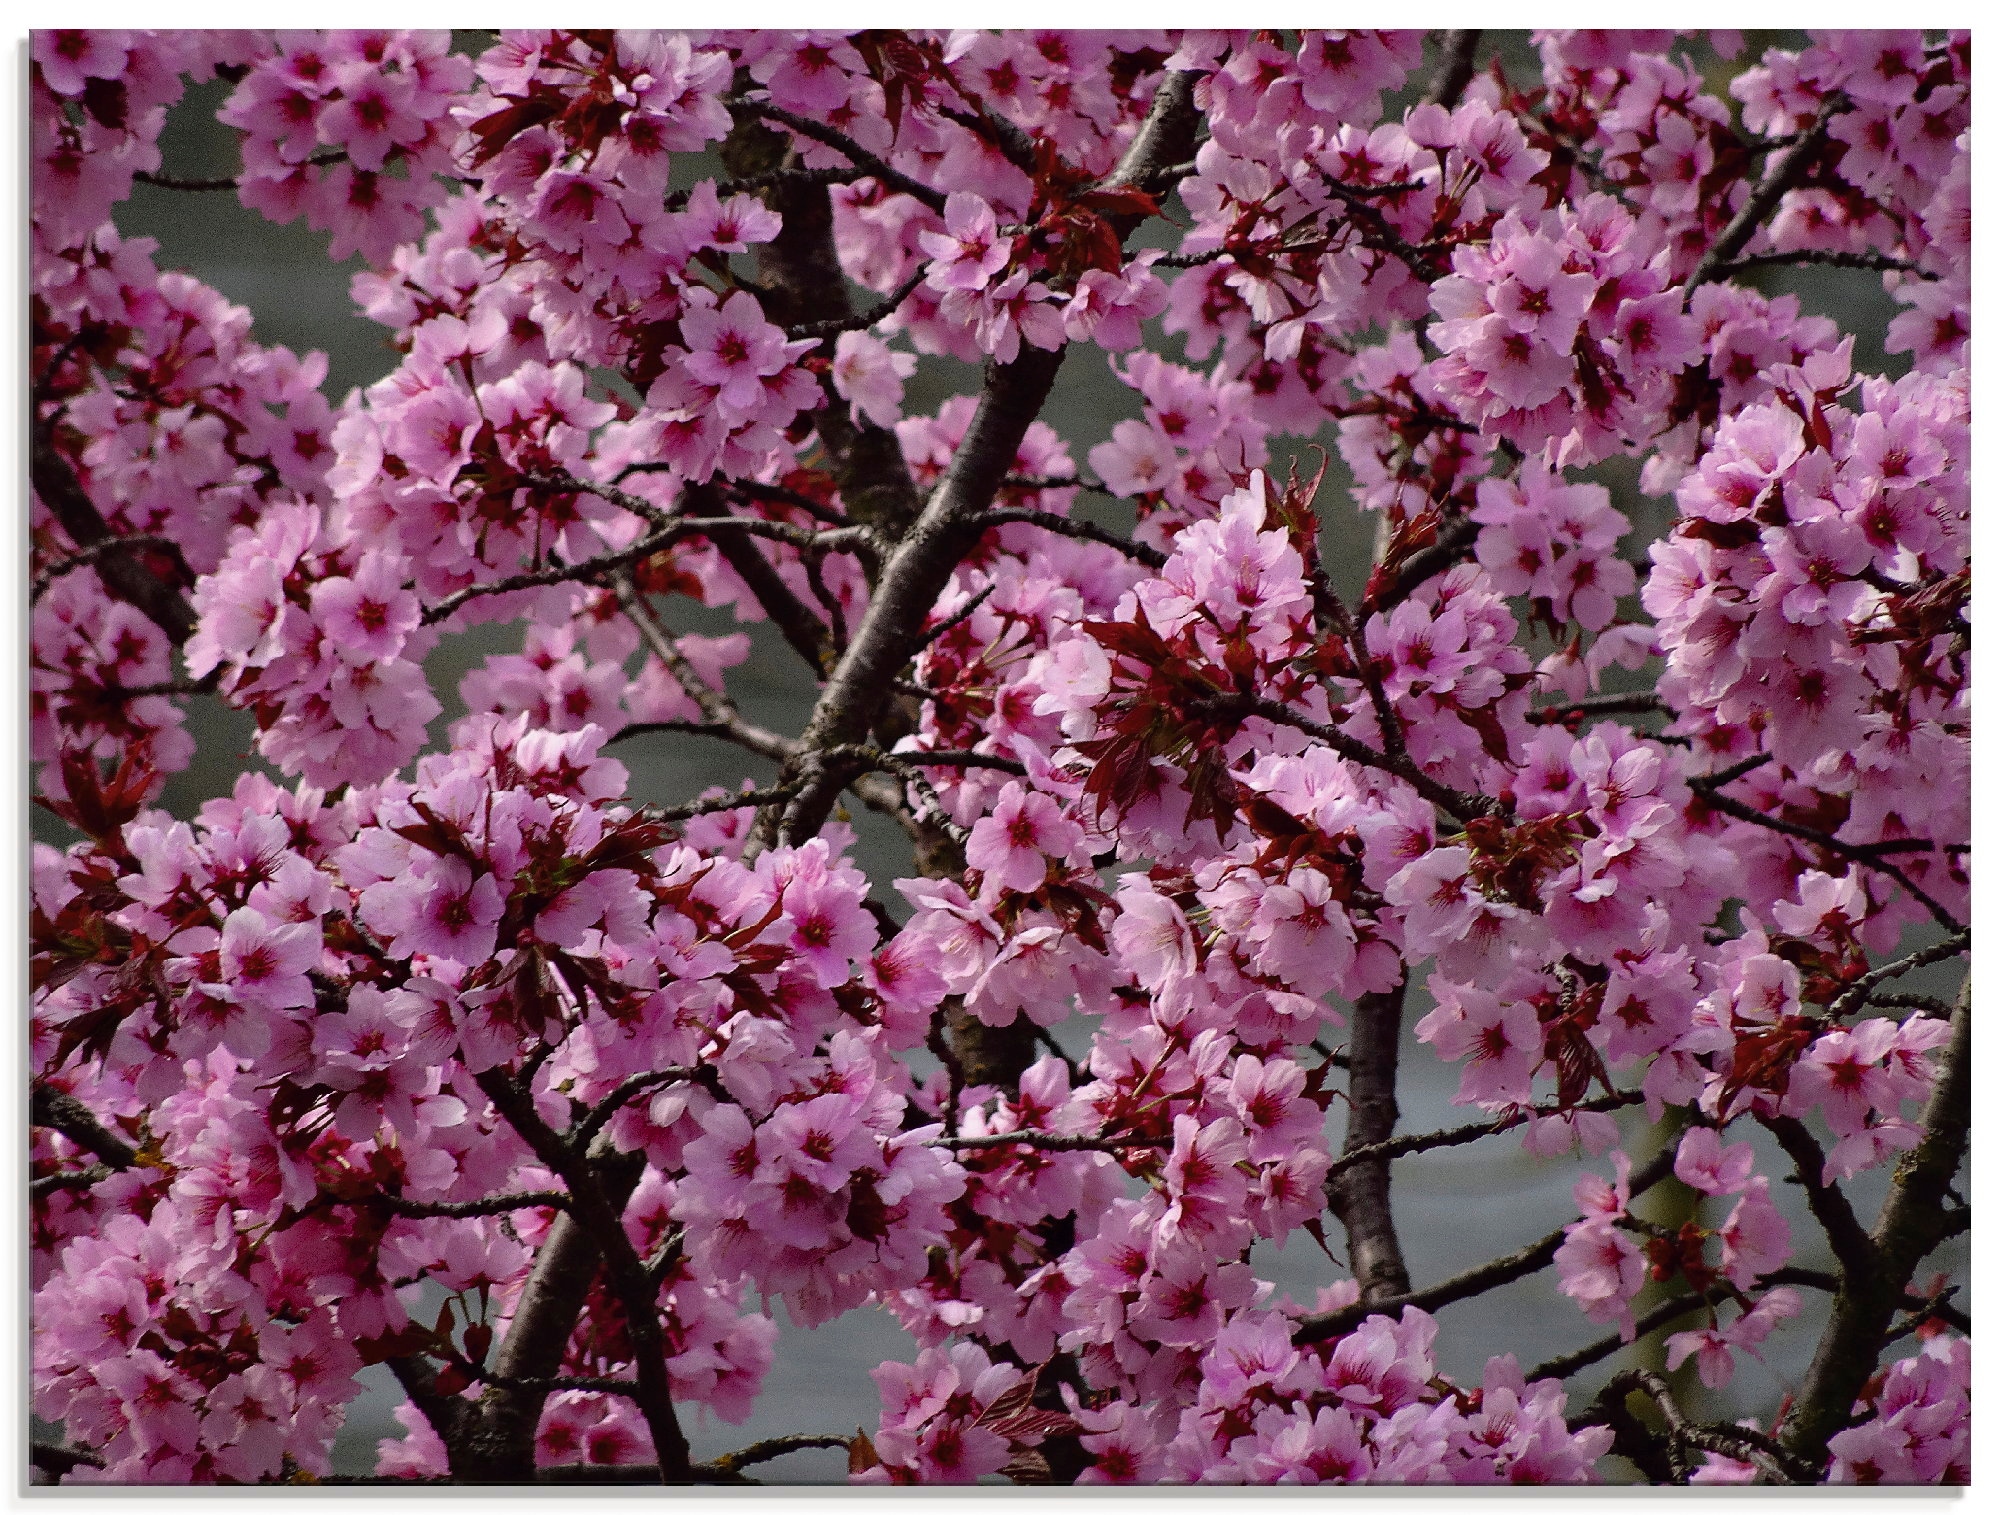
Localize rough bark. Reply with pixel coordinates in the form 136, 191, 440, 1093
1326, 983, 1413, 1304
1781, 980, 1970, 1470
1424, 31, 1482, 110
32, 426, 198, 644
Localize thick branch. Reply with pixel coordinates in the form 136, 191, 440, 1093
388, 1354, 469, 1454
461, 1072, 689, 1483
1423, 31, 1482, 110
767, 342, 1069, 848
702, 1433, 852, 1481
33, 532, 189, 602
1325, 984, 1412, 1305
1754, 1113, 1874, 1277
759, 66, 1198, 848
31, 429, 198, 643
31, 1441, 106, 1477
31, 1083, 137, 1171
720, 115, 927, 543
1688, 100, 1843, 289
1578, 1370, 1815, 1485
1783, 980, 1970, 1471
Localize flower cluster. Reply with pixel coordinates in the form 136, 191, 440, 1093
32, 27, 1969, 1490
219, 32, 473, 265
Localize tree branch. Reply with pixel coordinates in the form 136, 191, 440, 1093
1710, 249, 1930, 281
727, 98, 951, 213
933, 1130, 1167, 1154
33, 532, 191, 603
700, 1432, 852, 1481
31, 1083, 137, 1171
611, 574, 796, 762
764, 342, 1071, 849
1690, 773, 1963, 933
1326, 983, 1412, 1304
973, 507, 1167, 568
1200, 693, 1496, 825
31, 428, 198, 643
134, 150, 345, 192
568, 1067, 708, 1156
1829, 929, 1968, 1018
1423, 31, 1482, 110
1577, 1369, 1815, 1484
1293, 1145, 1678, 1345
461, 1071, 690, 1483
1529, 690, 1669, 724
1782, 979, 1971, 1471
1688, 98, 1844, 290
1754, 1113, 1874, 1277
1324, 1088, 1644, 1179
1526, 1291, 1711, 1382
787, 268, 927, 341
31, 1441, 106, 1477
379, 1190, 571, 1220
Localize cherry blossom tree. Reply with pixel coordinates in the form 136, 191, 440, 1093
29, 27, 1968, 1486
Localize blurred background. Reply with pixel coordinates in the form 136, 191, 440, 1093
37, 30, 1959, 1483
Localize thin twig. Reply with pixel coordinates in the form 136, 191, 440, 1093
973, 507, 1168, 568
569, 1067, 708, 1156
883, 748, 1029, 775
1293, 1145, 1678, 1345
1001, 472, 1114, 495
1829, 930, 1969, 1019
1324, 1089, 1644, 1179
1527, 1290, 1712, 1382
134, 150, 344, 192
914, 582, 996, 654
1529, 691, 1669, 724
1198, 692, 1495, 825
726, 98, 949, 213
787, 269, 926, 341
1690, 774, 1963, 932
379, 1190, 572, 1220
933, 1130, 1168, 1153
1710, 249, 1931, 280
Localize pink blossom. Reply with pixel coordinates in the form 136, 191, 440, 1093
919, 192, 1013, 293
